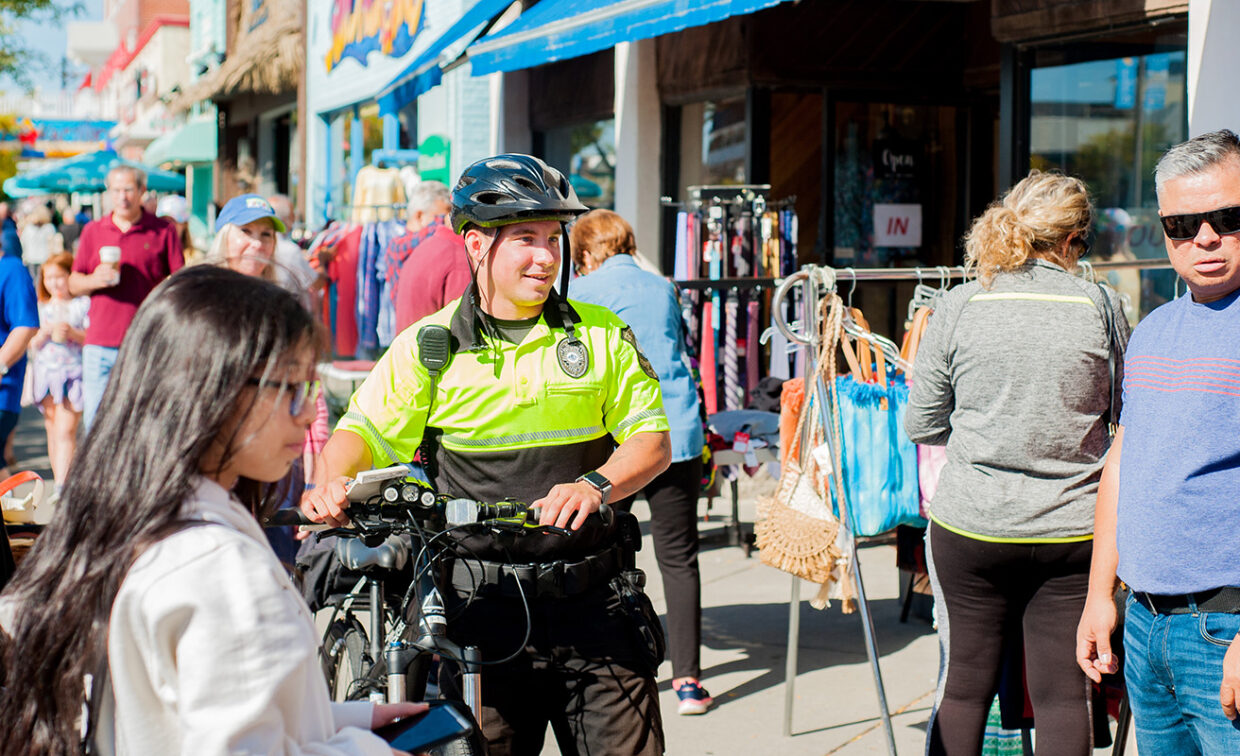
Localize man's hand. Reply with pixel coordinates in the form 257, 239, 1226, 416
300, 475, 352, 529
1221, 634, 1240, 719
1076, 593, 1120, 683
92, 262, 119, 289
532, 481, 602, 530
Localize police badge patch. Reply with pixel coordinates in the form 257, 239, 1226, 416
621, 327, 658, 379
557, 338, 590, 378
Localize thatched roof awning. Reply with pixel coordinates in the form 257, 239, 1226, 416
170, 0, 302, 113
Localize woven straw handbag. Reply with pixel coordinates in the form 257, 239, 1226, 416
755, 381, 842, 585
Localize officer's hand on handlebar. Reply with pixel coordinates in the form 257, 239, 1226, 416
300, 475, 353, 529
532, 481, 602, 531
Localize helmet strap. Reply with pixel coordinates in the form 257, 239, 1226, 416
559, 221, 572, 299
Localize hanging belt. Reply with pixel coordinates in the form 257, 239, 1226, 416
449, 545, 625, 600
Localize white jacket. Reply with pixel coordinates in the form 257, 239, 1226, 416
99, 477, 390, 755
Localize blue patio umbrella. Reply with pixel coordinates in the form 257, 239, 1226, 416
1, 177, 45, 199
11, 149, 185, 194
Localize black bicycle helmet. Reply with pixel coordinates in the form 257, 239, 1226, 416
450, 153, 589, 235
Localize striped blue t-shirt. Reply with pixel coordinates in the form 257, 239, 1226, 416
1117, 286, 1240, 594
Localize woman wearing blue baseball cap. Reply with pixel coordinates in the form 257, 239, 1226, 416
210, 195, 328, 565
209, 194, 287, 279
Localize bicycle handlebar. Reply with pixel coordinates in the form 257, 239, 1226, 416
264, 488, 613, 533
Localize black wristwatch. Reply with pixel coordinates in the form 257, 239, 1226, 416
576, 470, 612, 505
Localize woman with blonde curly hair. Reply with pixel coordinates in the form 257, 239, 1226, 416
905, 170, 1130, 754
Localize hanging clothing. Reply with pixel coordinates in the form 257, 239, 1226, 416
723, 294, 742, 411
700, 299, 717, 416
356, 219, 405, 351
325, 225, 363, 357
350, 166, 406, 224
746, 297, 760, 401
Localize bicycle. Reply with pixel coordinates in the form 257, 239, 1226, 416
269, 465, 600, 755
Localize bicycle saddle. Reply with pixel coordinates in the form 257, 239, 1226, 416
334, 535, 410, 571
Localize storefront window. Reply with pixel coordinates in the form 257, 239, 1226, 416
1029, 32, 1187, 320
674, 96, 749, 200
833, 102, 959, 268
701, 97, 746, 185
540, 119, 616, 209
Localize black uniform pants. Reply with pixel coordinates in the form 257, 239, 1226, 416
444, 583, 664, 756
925, 521, 1093, 756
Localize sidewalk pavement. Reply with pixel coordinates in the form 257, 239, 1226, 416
13, 404, 52, 482
623, 470, 940, 756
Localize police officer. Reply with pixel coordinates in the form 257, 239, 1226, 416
304, 154, 672, 756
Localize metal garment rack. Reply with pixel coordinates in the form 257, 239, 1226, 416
766, 257, 1174, 754
673, 257, 1174, 292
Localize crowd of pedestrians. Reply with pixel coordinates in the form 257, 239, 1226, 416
0, 128, 1237, 755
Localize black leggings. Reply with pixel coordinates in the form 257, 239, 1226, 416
926, 521, 1093, 755
644, 457, 704, 680
614, 457, 705, 680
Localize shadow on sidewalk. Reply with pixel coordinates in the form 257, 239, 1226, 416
13, 405, 52, 481
667, 597, 934, 707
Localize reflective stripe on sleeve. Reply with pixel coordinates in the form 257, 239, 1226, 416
343, 410, 403, 466
614, 408, 667, 435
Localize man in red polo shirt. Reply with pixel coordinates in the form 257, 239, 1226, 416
70, 165, 184, 427
389, 181, 471, 334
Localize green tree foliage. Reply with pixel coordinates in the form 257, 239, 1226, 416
0, 1, 78, 88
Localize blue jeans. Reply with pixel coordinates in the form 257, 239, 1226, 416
1124, 592, 1240, 755
82, 345, 119, 430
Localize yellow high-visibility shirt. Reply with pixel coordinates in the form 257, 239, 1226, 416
337, 286, 669, 513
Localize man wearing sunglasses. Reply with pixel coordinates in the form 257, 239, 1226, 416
1078, 129, 1240, 755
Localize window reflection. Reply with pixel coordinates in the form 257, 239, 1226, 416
1030, 44, 1187, 321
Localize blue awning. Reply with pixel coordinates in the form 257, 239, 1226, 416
377, 0, 516, 117
467, 0, 795, 76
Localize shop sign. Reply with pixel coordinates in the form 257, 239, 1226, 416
874, 139, 919, 179
873, 204, 922, 248
419, 135, 450, 184
0, 119, 116, 144
326, 0, 425, 74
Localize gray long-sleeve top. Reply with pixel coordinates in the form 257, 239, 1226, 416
904, 259, 1130, 540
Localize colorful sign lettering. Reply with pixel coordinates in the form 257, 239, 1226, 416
326, 0, 425, 73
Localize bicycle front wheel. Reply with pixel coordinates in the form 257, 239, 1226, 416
429, 735, 483, 756
321, 617, 368, 702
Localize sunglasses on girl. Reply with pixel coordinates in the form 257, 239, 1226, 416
246, 378, 320, 416
1160, 205, 1240, 241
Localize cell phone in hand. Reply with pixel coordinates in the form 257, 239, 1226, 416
374, 700, 476, 752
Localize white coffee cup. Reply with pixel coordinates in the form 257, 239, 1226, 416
98, 246, 121, 285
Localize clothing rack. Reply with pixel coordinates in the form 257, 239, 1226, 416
668, 187, 801, 416
766, 257, 1175, 753
676, 257, 1173, 289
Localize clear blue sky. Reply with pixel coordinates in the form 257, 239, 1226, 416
1, 0, 104, 94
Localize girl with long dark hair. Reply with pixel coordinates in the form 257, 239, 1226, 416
0, 266, 419, 754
